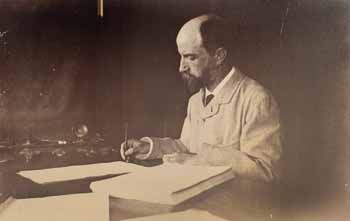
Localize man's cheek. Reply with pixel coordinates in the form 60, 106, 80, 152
191, 65, 201, 76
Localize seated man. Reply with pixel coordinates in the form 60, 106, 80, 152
121, 14, 282, 183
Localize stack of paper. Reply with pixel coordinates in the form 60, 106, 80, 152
17, 161, 145, 184
91, 164, 234, 207
121, 209, 230, 221
0, 193, 109, 221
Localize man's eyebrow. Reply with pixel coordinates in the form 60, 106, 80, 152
183, 53, 197, 57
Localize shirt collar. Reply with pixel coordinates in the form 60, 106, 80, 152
205, 67, 236, 97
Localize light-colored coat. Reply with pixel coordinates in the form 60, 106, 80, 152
147, 70, 282, 182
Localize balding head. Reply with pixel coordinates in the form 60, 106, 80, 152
177, 14, 230, 56
176, 15, 212, 50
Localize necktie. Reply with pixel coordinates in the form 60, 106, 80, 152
205, 94, 214, 106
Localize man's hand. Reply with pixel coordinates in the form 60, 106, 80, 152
121, 138, 151, 161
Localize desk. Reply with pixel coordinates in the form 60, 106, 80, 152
1, 162, 279, 221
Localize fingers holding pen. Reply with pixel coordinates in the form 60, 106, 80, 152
121, 139, 150, 160
124, 140, 138, 156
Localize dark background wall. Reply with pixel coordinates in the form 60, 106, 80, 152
0, 0, 349, 219
0, 0, 98, 140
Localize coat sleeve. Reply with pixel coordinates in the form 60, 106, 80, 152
239, 91, 282, 182
199, 91, 282, 182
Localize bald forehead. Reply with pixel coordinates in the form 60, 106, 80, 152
176, 15, 210, 46
176, 14, 223, 48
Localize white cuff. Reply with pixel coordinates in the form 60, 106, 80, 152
139, 137, 153, 160
120, 142, 127, 161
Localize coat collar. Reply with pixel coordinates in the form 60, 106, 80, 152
199, 68, 246, 120
200, 68, 245, 105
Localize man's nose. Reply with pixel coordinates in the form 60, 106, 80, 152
179, 59, 188, 73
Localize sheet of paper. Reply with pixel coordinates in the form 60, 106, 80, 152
121, 209, 229, 221
91, 164, 232, 204
18, 161, 145, 184
0, 193, 109, 221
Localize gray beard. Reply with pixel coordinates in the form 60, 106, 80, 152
181, 73, 203, 95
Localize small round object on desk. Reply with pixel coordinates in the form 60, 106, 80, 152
72, 124, 89, 138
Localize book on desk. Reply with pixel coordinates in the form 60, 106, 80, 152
14, 161, 147, 198
90, 163, 234, 215
17, 161, 146, 184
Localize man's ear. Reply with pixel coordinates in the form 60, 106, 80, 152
214, 47, 227, 65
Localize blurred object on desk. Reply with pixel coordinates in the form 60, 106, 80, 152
72, 124, 89, 139
0, 129, 119, 172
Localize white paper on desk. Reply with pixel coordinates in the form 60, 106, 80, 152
17, 161, 145, 184
91, 164, 234, 205
0, 193, 109, 221
121, 209, 230, 221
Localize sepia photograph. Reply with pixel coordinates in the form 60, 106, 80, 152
0, 0, 349, 220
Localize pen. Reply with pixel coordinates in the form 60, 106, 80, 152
124, 122, 130, 163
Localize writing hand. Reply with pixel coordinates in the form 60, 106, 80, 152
121, 138, 150, 161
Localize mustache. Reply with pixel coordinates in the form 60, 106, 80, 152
181, 71, 190, 77
180, 72, 203, 94
181, 72, 196, 81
